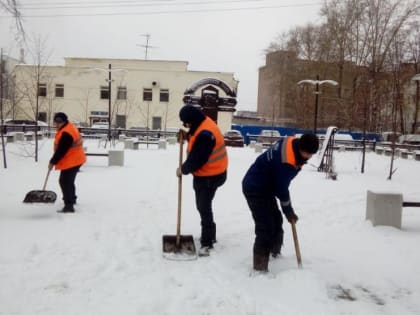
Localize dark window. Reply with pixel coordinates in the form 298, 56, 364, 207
160, 89, 169, 102
38, 83, 47, 97
117, 86, 127, 100
38, 112, 47, 122
91, 111, 108, 116
55, 84, 64, 97
100, 86, 109, 99
152, 116, 162, 130
143, 88, 152, 101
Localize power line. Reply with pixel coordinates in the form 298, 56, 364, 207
4, 3, 322, 18
19, 0, 271, 9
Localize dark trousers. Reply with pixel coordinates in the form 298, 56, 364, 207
59, 165, 81, 205
244, 192, 283, 255
193, 172, 227, 247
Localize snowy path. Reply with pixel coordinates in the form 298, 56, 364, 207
1, 138, 420, 314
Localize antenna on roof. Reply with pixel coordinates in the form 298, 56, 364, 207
136, 34, 158, 60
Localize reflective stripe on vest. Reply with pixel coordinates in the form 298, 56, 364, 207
54, 122, 86, 170
187, 117, 228, 176
280, 136, 298, 168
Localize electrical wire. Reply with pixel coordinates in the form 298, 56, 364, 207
2, 1, 322, 18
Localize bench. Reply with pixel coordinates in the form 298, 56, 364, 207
366, 190, 420, 229
85, 150, 124, 166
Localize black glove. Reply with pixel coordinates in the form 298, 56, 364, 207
283, 206, 299, 224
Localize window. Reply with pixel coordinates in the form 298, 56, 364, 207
38, 112, 47, 122
100, 86, 109, 99
55, 84, 64, 97
117, 86, 127, 100
143, 88, 152, 101
152, 116, 162, 130
91, 111, 108, 116
38, 83, 47, 97
160, 89, 169, 102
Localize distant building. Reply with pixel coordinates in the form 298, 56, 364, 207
257, 50, 419, 133
9, 57, 238, 133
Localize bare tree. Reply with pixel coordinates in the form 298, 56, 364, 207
14, 34, 52, 162
407, 21, 420, 133
0, 0, 25, 41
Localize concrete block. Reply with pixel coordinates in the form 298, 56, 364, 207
15, 132, 24, 141
400, 149, 409, 159
384, 148, 392, 156
414, 151, 420, 161
108, 150, 124, 166
167, 137, 177, 145
249, 141, 256, 148
25, 133, 34, 141
366, 190, 402, 229
375, 147, 384, 155
255, 143, 263, 153
338, 145, 346, 152
6, 134, 15, 143
158, 139, 167, 150
124, 139, 134, 150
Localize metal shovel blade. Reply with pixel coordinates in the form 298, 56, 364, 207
162, 235, 197, 260
23, 190, 57, 203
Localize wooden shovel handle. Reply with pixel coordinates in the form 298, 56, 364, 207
291, 222, 302, 268
42, 168, 52, 191
176, 131, 184, 247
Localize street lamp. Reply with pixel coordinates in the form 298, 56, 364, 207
412, 73, 420, 133
298, 75, 338, 134
91, 64, 126, 141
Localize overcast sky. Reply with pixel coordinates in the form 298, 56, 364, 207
0, 0, 322, 111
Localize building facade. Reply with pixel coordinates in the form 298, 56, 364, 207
257, 50, 419, 133
8, 57, 238, 133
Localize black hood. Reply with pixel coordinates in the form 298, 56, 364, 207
179, 105, 206, 134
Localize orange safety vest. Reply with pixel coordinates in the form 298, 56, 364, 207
187, 117, 228, 176
54, 122, 86, 170
280, 136, 300, 169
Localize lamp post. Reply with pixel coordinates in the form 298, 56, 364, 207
298, 75, 338, 134
412, 74, 420, 133
91, 64, 126, 141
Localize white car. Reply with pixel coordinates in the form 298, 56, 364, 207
257, 129, 281, 143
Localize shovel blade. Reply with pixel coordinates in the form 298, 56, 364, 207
162, 235, 197, 257
23, 190, 57, 203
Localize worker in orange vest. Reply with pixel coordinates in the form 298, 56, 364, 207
177, 105, 228, 256
48, 112, 86, 213
242, 134, 319, 272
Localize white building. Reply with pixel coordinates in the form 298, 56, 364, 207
11, 57, 238, 133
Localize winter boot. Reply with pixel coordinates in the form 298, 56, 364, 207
198, 245, 212, 257
253, 252, 269, 272
271, 230, 284, 258
57, 204, 75, 213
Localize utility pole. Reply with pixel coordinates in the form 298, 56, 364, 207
0, 48, 7, 168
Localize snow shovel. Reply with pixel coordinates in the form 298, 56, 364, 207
291, 222, 302, 268
162, 130, 197, 259
23, 168, 57, 203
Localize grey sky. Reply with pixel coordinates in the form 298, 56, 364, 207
0, 0, 322, 111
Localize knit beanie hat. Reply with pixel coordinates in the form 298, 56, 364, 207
53, 112, 68, 123
298, 133, 319, 154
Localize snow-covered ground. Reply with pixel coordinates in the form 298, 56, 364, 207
1, 137, 420, 315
